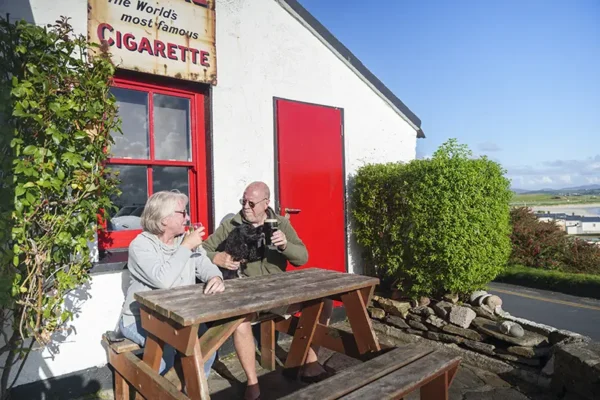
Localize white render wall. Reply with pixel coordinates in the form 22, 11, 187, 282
211, 0, 417, 274
5, 272, 127, 386
2, 0, 418, 385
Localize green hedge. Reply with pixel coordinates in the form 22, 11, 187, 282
351, 139, 512, 298
496, 265, 600, 299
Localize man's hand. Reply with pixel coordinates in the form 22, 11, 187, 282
204, 276, 224, 294
271, 230, 288, 251
213, 252, 241, 270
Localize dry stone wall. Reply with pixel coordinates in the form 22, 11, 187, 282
368, 291, 598, 399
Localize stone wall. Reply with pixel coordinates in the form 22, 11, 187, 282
552, 341, 600, 399
368, 292, 597, 399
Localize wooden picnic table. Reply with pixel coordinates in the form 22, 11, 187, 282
130, 267, 381, 399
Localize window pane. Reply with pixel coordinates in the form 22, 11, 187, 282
109, 165, 148, 231
110, 88, 149, 159
153, 94, 191, 161
153, 167, 189, 199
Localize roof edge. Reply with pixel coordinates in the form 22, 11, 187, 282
278, 0, 424, 136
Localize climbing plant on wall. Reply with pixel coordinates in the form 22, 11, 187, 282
0, 16, 120, 396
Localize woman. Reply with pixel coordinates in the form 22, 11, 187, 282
118, 190, 224, 377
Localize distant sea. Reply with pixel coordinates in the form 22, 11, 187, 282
529, 205, 600, 217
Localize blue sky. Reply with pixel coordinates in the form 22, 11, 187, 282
298, 0, 600, 190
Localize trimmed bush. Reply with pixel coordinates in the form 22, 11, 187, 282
352, 139, 512, 298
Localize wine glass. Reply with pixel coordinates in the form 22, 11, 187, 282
190, 222, 204, 232
189, 222, 204, 252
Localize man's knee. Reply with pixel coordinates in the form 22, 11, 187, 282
235, 320, 253, 336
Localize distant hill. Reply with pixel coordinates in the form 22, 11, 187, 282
512, 184, 600, 195
561, 184, 600, 192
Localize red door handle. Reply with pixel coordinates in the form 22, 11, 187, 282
284, 208, 301, 219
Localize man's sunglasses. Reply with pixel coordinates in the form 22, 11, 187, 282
239, 198, 268, 209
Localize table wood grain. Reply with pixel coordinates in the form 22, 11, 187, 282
135, 268, 379, 326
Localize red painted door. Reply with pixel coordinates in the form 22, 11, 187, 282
275, 99, 346, 272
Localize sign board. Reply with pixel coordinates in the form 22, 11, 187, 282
88, 0, 216, 84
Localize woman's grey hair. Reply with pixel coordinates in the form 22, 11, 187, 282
140, 191, 189, 235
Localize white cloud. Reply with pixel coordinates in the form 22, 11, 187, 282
521, 176, 554, 187
558, 175, 572, 184
478, 142, 502, 152
506, 154, 600, 190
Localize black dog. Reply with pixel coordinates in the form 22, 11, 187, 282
218, 224, 264, 279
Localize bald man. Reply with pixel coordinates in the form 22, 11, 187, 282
204, 181, 308, 275
203, 182, 329, 400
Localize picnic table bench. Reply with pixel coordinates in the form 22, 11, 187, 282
281, 346, 460, 400
103, 268, 461, 399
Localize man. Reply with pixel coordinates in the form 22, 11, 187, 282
203, 181, 331, 400
204, 181, 307, 276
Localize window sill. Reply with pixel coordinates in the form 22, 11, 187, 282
90, 249, 128, 275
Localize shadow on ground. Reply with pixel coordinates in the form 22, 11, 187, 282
209, 344, 310, 400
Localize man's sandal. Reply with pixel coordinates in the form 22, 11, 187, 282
299, 361, 333, 383
299, 370, 333, 383
244, 383, 260, 400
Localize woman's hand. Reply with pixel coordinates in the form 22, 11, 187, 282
204, 276, 225, 294
182, 226, 205, 251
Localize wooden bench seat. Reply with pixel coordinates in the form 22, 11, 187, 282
102, 333, 188, 400
102, 333, 141, 354
281, 345, 461, 400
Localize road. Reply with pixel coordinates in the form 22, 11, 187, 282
487, 282, 600, 341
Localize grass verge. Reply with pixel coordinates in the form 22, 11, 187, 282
494, 265, 600, 300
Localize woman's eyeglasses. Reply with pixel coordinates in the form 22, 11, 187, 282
174, 209, 188, 217
239, 198, 268, 209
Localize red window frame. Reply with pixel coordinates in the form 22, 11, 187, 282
99, 76, 209, 250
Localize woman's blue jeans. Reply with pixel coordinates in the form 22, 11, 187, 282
119, 317, 216, 377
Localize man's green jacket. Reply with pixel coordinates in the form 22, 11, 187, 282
202, 208, 308, 277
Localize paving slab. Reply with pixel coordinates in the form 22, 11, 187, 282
77, 322, 543, 400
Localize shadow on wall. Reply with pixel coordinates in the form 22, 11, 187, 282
346, 175, 366, 276
120, 269, 131, 326
0, 0, 34, 24
219, 213, 236, 226
8, 284, 108, 400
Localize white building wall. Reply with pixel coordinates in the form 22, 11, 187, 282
582, 222, 600, 234
211, 0, 417, 274
566, 225, 580, 235
5, 272, 127, 386
1, 0, 418, 385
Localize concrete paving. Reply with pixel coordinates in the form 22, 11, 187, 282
81, 323, 540, 400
